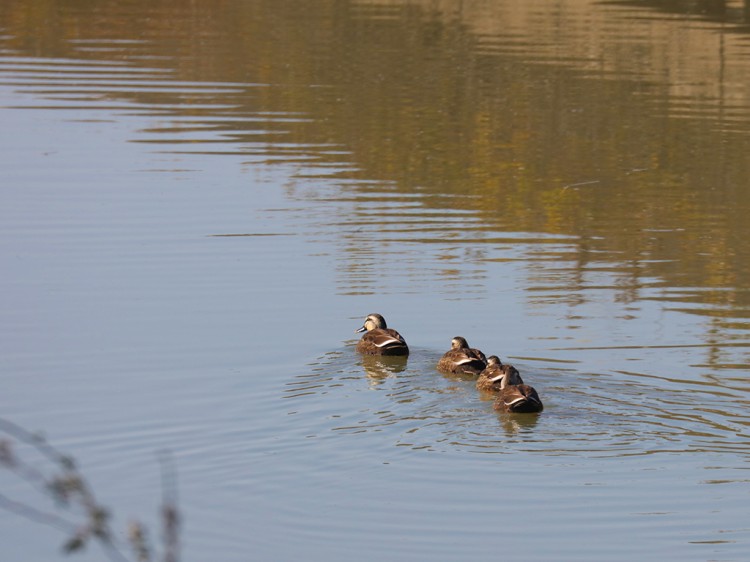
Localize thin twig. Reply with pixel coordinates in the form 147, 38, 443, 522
0, 418, 141, 562
0, 491, 78, 533
158, 451, 180, 562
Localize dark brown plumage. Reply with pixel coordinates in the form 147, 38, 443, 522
355, 313, 409, 356
489, 360, 544, 414
476, 356, 522, 393
436, 336, 487, 375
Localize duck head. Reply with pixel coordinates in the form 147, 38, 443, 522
450, 336, 470, 349
356, 313, 387, 333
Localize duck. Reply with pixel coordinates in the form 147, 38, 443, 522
355, 313, 409, 356
476, 356, 522, 393
491, 364, 544, 414
436, 336, 487, 375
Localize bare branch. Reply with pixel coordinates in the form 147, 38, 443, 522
158, 451, 180, 562
1, 418, 180, 562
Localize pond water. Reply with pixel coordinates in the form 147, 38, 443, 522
2, 0, 750, 560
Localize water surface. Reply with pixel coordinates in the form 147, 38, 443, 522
2, 1, 750, 560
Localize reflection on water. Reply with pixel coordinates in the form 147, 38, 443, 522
360, 354, 409, 386
3, 0, 750, 344
3, 0, 750, 560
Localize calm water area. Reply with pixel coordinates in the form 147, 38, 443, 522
2, 0, 750, 560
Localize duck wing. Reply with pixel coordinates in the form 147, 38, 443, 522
365, 328, 407, 349
496, 384, 543, 413
476, 364, 504, 391
439, 349, 486, 374
470, 348, 488, 364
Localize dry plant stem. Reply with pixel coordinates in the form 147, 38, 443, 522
159, 452, 180, 562
0, 417, 179, 562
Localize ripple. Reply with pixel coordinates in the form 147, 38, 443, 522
282, 345, 750, 460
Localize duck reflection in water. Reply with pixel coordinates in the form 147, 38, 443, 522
497, 411, 541, 435
360, 354, 408, 387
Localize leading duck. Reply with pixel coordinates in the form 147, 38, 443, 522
355, 313, 409, 356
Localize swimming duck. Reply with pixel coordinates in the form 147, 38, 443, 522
476, 356, 522, 393
436, 336, 487, 375
355, 313, 409, 356
491, 364, 544, 414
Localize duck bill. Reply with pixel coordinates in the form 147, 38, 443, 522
356, 326, 366, 333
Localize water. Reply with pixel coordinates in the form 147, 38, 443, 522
2, 0, 750, 560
